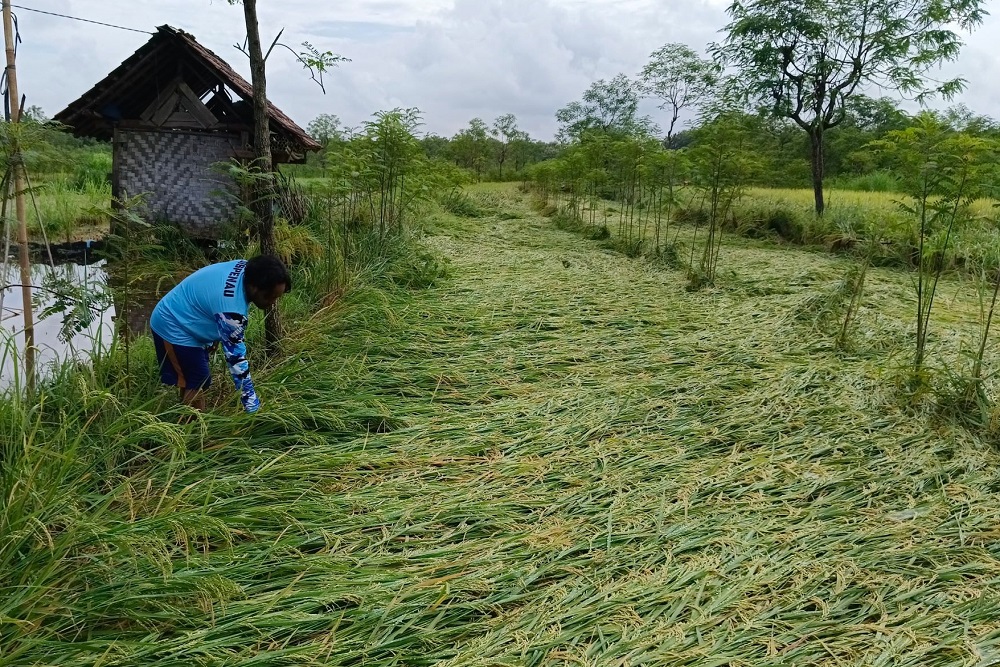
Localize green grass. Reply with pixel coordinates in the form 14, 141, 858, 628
21, 175, 111, 243
827, 170, 902, 193
5, 186, 1000, 665
550, 183, 1000, 273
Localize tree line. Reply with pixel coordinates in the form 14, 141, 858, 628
548, 0, 993, 213
304, 112, 560, 182
301, 0, 993, 204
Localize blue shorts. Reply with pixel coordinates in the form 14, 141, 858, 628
152, 330, 212, 390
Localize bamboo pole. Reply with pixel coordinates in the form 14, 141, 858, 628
3, 0, 33, 394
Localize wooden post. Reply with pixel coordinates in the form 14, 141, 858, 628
240, 0, 284, 352
3, 0, 34, 394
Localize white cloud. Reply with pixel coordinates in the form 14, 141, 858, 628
10, 0, 1000, 142
278, 0, 736, 138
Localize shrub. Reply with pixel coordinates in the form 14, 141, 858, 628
440, 188, 483, 218
587, 225, 611, 241
828, 170, 900, 193
388, 248, 451, 288
674, 206, 708, 226
539, 203, 558, 218
766, 207, 803, 243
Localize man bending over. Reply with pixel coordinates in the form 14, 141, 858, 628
149, 255, 291, 413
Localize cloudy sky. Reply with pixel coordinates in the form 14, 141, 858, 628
12, 0, 1000, 141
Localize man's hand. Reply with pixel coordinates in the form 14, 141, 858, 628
244, 394, 261, 413
241, 378, 261, 413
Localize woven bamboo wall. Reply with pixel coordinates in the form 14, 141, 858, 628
117, 129, 240, 238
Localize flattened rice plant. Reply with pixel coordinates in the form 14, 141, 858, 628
8, 187, 1000, 665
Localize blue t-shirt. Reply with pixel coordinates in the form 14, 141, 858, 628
150, 260, 250, 347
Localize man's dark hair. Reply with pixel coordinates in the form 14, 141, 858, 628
245, 255, 292, 293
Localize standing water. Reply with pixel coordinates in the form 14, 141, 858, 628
1, 255, 116, 390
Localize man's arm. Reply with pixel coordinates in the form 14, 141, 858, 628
215, 312, 261, 413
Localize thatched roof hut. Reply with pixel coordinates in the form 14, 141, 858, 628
55, 25, 320, 238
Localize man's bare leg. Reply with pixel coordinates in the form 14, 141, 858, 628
179, 387, 206, 411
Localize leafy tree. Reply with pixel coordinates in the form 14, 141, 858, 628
942, 104, 999, 136
513, 137, 557, 168
825, 95, 910, 178
307, 113, 344, 147
491, 113, 520, 179
843, 96, 910, 135
715, 0, 988, 216
450, 118, 492, 180
556, 74, 657, 142
22, 105, 47, 123
509, 129, 533, 173
420, 134, 451, 160
639, 44, 719, 147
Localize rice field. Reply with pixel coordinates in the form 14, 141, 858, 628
5, 185, 1000, 665
747, 186, 996, 217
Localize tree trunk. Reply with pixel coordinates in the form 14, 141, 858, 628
242, 0, 283, 350
809, 127, 825, 216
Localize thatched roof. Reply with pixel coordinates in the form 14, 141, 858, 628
54, 25, 320, 160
